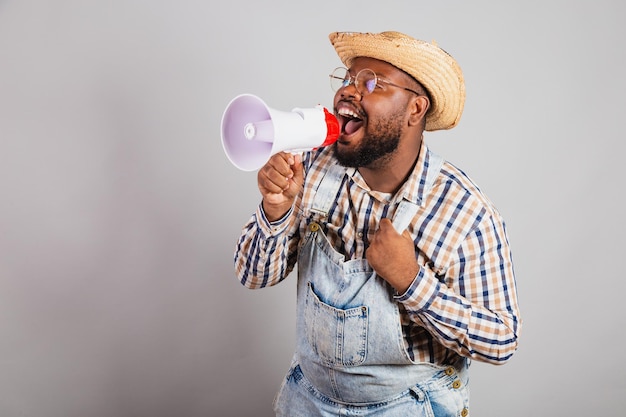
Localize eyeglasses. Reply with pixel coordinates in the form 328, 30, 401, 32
329, 67, 421, 97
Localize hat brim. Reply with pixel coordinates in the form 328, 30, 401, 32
329, 31, 465, 131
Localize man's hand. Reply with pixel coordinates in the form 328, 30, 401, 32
366, 218, 419, 294
258, 152, 304, 222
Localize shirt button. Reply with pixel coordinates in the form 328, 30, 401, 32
444, 367, 455, 376
452, 380, 462, 389
357, 231, 363, 238
461, 408, 469, 417
309, 222, 320, 232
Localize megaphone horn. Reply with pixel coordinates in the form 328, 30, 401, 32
221, 94, 340, 171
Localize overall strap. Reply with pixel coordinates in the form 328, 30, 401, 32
423, 151, 444, 194
308, 149, 444, 229
393, 150, 444, 232
308, 163, 348, 221
391, 201, 420, 233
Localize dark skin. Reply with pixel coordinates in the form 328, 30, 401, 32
257, 57, 430, 293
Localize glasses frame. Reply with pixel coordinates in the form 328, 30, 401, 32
329, 67, 421, 97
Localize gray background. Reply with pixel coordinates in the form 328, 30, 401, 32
0, 1, 624, 416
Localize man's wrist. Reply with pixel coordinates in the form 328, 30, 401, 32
262, 201, 294, 222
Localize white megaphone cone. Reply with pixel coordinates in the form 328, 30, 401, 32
221, 94, 340, 171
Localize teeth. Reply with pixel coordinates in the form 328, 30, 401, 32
337, 108, 360, 119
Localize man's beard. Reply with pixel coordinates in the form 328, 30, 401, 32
333, 112, 404, 168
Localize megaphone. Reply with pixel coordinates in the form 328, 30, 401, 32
221, 94, 340, 171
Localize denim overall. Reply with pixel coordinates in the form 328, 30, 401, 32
274, 155, 470, 416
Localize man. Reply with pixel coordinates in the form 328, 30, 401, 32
233, 31, 521, 416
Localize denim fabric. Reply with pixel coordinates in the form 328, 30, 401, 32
274, 360, 469, 417
274, 160, 470, 416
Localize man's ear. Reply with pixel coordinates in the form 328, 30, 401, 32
408, 95, 430, 127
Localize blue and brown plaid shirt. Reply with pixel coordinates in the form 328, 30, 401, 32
234, 142, 521, 365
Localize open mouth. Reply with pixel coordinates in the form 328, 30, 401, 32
337, 105, 364, 136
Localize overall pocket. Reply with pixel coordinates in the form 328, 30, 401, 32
304, 282, 368, 367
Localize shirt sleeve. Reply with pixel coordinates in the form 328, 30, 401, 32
233, 201, 301, 289
396, 211, 521, 365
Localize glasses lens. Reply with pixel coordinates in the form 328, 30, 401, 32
330, 67, 349, 92
356, 69, 377, 95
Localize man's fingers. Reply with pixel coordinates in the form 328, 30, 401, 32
376, 218, 401, 236
259, 153, 297, 192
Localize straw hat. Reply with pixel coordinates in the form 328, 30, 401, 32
329, 31, 465, 131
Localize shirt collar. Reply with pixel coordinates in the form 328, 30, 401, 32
345, 143, 436, 207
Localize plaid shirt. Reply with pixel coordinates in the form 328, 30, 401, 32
234, 143, 521, 365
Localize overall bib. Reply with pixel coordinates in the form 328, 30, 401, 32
274, 157, 470, 416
